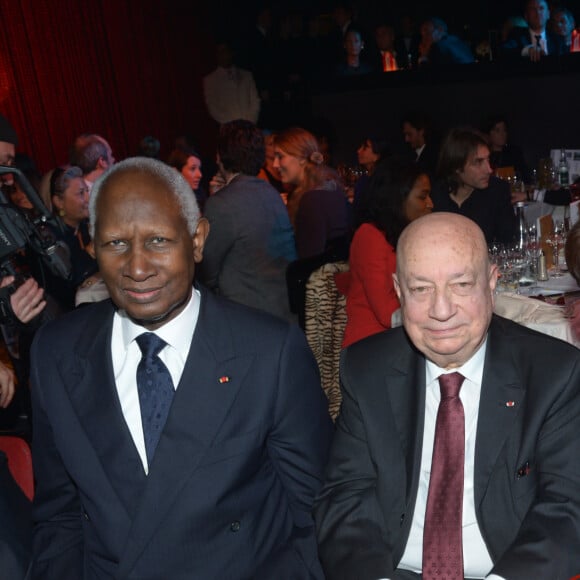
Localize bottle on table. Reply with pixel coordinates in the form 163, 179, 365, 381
558, 148, 570, 187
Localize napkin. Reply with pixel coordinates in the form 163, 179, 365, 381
494, 293, 566, 324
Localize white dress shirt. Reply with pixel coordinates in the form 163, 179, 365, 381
522, 29, 547, 55
111, 289, 200, 474
202, 65, 260, 125
382, 339, 505, 580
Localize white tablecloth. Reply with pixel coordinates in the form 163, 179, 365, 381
494, 292, 579, 348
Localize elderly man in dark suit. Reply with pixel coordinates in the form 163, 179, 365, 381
315, 212, 580, 579
29, 157, 333, 579
199, 120, 297, 321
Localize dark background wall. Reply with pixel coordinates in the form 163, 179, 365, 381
310, 57, 580, 172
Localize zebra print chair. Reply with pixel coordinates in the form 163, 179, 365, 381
304, 260, 349, 421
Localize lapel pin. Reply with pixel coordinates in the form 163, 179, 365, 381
505, 401, 516, 407
218, 376, 231, 384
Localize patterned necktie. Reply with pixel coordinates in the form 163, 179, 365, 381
423, 372, 466, 580
136, 333, 175, 466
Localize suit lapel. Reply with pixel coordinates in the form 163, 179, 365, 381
63, 301, 147, 517
118, 289, 254, 576
383, 341, 426, 501
474, 318, 526, 508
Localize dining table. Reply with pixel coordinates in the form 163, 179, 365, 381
496, 272, 580, 348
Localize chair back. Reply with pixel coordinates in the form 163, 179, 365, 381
304, 261, 349, 421
0, 435, 33, 500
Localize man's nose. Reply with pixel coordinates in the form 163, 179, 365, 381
124, 248, 155, 280
429, 288, 456, 320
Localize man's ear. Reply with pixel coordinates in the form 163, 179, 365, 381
192, 217, 210, 263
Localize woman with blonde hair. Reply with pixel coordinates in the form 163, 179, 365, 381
273, 126, 349, 259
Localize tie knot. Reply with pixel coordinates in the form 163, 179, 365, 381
535, 34, 541, 46
136, 332, 167, 359
438, 372, 464, 399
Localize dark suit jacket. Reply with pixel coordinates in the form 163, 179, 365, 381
199, 174, 297, 322
0, 451, 31, 579
501, 27, 567, 60
426, 34, 475, 66
314, 315, 580, 580
431, 175, 517, 245
29, 288, 333, 579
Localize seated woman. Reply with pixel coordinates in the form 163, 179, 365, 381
49, 166, 99, 311
273, 126, 349, 260
166, 145, 207, 213
352, 133, 391, 211
339, 156, 433, 348
334, 28, 375, 77
564, 220, 580, 341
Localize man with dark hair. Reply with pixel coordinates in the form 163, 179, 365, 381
69, 133, 115, 193
200, 121, 297, 320
430, 126, 516, 244
401, 111, 439, 179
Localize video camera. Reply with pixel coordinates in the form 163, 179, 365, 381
0, 165, 71, 320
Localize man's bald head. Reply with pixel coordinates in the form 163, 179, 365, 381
394, 212, 497, 368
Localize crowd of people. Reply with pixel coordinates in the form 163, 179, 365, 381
0, 0, 579, 577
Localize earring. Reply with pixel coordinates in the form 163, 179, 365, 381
59, 209, 66, 218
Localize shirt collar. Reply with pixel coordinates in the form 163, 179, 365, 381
425, 336, 487, 387
118, 288, 200, 360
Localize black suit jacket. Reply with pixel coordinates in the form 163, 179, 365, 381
29, 288, 333, 579
0, 451, 31, 580
314, 315, 580, 580
501, 27, 567, 60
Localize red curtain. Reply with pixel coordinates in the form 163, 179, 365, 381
0, 0, 217, 174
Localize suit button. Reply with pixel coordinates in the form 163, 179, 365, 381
230, 520, 240, 532
400, 513, 405, 526
83, 511, 90, 521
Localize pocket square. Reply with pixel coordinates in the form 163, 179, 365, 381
516, 461, 531, 478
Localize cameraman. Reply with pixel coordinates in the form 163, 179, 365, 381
0, 114, 54, 429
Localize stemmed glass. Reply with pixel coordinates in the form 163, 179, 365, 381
547, 220, 567, 278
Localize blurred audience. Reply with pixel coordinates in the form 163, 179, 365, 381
69, 133, 115, 195
417, 17, 475, 67
203, 41, 260, 125
273, 126, 349, 259
335, 28, 375, 77
166, 145, 208, 213
431, 126, 517, 244
49, 166, 99, 310
199, 120, 296, 321
401, 111, 439, 179
483, 114, 532, 185
337, 156, 433, 348
550, 6, 576, 50
502, 0, 567, 61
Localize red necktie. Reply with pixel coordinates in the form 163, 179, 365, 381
423, 372, 465, 580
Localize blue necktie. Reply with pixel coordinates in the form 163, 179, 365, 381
136, 333, 175, 466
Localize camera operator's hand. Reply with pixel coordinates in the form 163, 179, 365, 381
0, 276, 46, 324
0, 360, 15, 408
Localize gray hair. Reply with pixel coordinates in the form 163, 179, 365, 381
51, 165, 83, 197
89, 156, 200, 238
70, 134, 110, 174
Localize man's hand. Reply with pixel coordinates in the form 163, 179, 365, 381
0, 360, 15, 408
1, 276, 46, 324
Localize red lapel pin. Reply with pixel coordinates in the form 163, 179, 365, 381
218, 376, 230, 384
